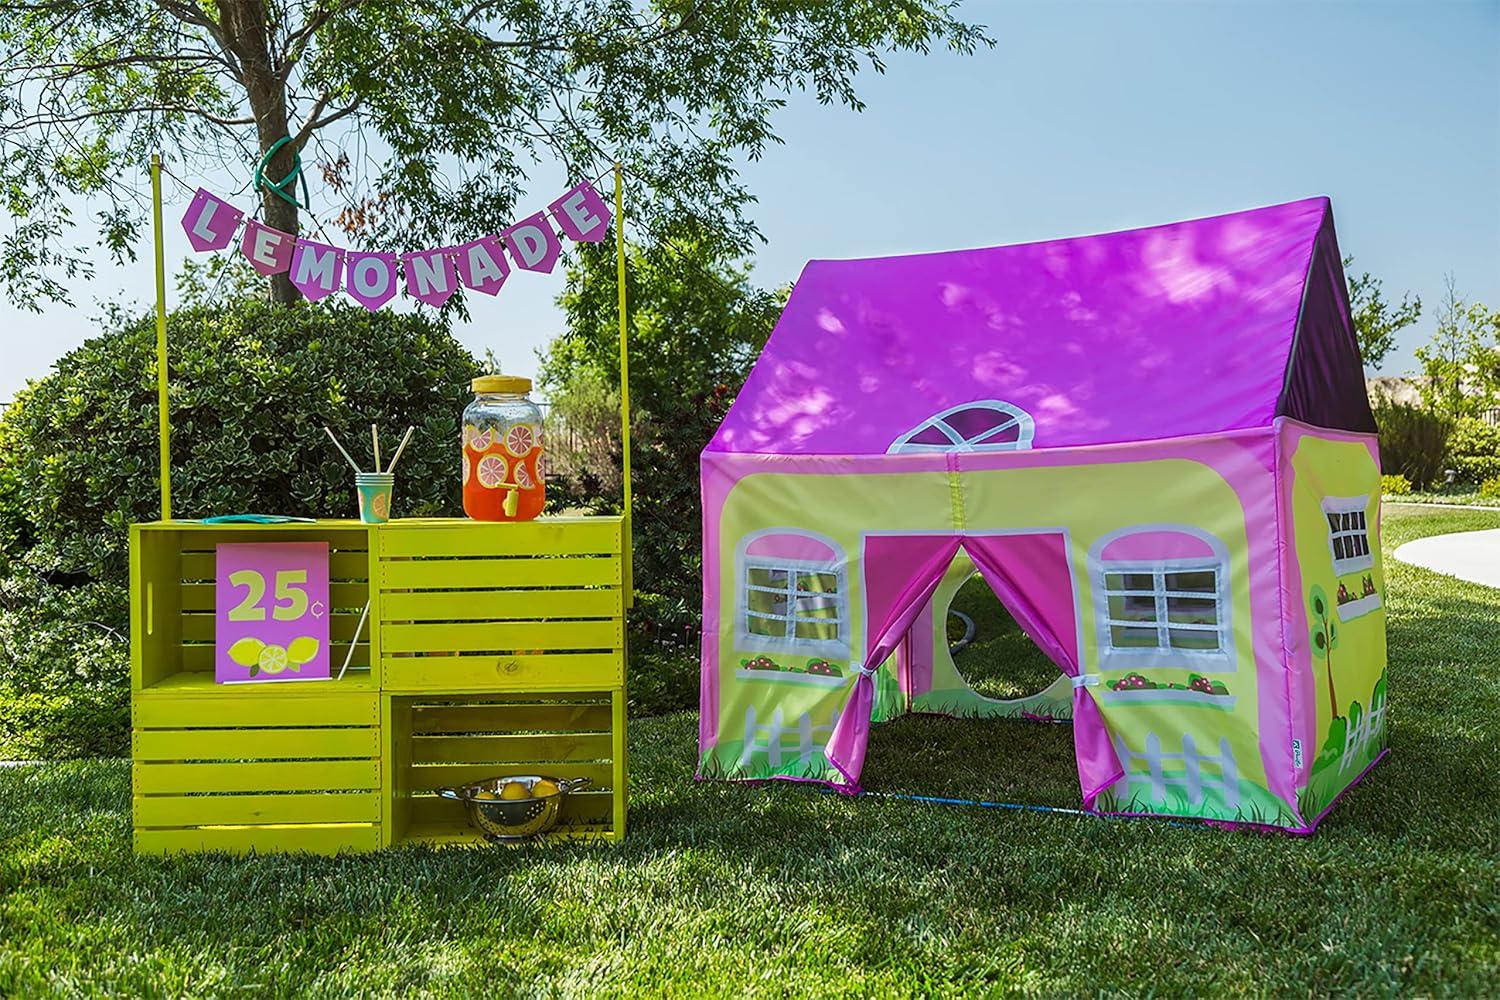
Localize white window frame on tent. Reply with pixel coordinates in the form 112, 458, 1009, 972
734, 532, 850, 661
1087, 526, 1233, 672
886, 400, 1035, 454
1322, 495, 1373, 576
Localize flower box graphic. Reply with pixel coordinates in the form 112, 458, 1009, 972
215, 542, 331, 684
735, 656, 848, 688
1103, 672, 1236, 710
1335, 574, 1381, 621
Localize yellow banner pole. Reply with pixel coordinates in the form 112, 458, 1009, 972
614, 162, 632, 607
150, 154, 172, 521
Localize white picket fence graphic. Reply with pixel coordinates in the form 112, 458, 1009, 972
739, 703, 841, 768
1341, 690, 1387, 773
1113, 732, 1239, 810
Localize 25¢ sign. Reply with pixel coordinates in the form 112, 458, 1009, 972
215, 542, 331, 684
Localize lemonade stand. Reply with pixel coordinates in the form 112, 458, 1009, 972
129, 162, 635, 853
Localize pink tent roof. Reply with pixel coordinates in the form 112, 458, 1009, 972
708, 196, 1372, 456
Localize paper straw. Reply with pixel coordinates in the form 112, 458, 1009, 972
371, 424, 381, 472
323, 426, 363, 474
338, 599, 371, 681
385, 425, 416, 474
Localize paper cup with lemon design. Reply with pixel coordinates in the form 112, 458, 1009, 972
355, 471, 395, 524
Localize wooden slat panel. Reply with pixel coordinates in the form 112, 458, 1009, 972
133, 694, 378, 729
382, 620, 620, 654
135, 759, 380, 794
134, 824, 380, 855
381, 653, 623, 692
404, 761, 614, 792
134, 791, 381, 827
410, 702, 612, 734
410, 732, 613, 765
380, 556, 620, 591
134, 727, 379, 761
379, 588, 621, 623
179, 643, 368, 672
380, 520, 620, 558
181, 582, 369, 612
180, 612, 371, 642
181, 551, 369, 581
406, 790, 614, 828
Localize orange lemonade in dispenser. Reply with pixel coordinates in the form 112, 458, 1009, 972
461, 375, 544, 521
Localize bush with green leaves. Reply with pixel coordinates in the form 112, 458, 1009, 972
0, 298, 481, 756
1371, 398, 1452, 490
1445, 417, 1500, 485
1380, 473, 1413, 496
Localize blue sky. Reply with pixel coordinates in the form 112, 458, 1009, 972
1, 0, 1496, 402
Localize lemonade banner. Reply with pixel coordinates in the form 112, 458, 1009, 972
180, 179, 613, 310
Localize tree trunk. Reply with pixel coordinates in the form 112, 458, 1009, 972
217, 0, 301, 304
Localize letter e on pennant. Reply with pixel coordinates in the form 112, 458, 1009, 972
549, 181, 612, 243
239, 221, 295, 275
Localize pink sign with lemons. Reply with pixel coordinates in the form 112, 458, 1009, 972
215, 542, 331, 684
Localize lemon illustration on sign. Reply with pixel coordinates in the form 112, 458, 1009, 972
257, 644, 289, 675
503, 423, 537, 458
499, 781, 531, 801
227, 636, 265, 667
287, 636, 320, 668
531, 779, 560, 798
476, 454, 509, 489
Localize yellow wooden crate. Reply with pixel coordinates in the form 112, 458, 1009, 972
132, 691, 382, 855
130, 521, 376, 692
129, 517, 629, 854
376, 518, 625, 694
385, 691, 626, 845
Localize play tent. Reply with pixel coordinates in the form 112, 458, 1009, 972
696, 196, 1388, 832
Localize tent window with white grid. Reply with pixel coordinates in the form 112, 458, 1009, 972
1102, 566, 1225, 654
738, 553, 849, 659
1322, 496, 1373, 576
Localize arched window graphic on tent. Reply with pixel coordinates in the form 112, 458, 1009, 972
886, 400, 1035, 454
1087, 525, 1233, 672
735, 529, 850, 662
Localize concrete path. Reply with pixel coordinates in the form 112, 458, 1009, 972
1392, 527, 1500, 589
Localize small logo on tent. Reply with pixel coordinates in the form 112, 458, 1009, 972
1291, 738, 1304, 770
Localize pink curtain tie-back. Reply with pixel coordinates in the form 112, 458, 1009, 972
852, 663, 879, 678
1072, 674, 1100, 688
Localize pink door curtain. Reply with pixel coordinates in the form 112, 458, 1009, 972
824, 535, 963, 786
961, 533, 1124, 808
824, 532, 1123, 807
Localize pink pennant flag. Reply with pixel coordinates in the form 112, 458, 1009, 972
239, 221, 295, 275
549, 181, 612, 243
288, 239, 344, 301
345, 251, 399, 310
455, 236, 510, 296
401, 248, 458, 307
502, 213, 561, 273
180, 188, 243, 252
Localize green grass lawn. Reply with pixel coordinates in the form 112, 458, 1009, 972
2, 506, 1498, 995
